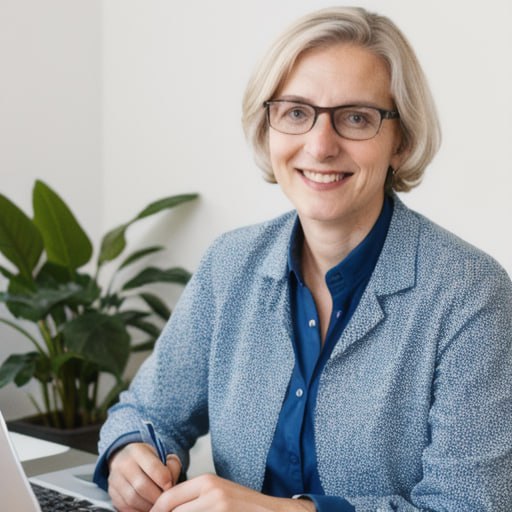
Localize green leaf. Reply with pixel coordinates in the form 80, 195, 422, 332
0, 265, 16, 280
0, 353, 41, 388
135, 194, 198, 220
117, 309, 150, 323
126, 318, 161, 337
100, 293, 124, 310
77, 360, 98, 383
0, 193, 43, 280
50, 352, 84, 375
36, 261, 72, 285
97, 193, 198, 266
2, 282, 84, 321
14, 359, 38, 386
33, 353, 52, 383
122, 266, 191, 290
131, 339, 157, 352
2, 266, 101, 324
118, 246, 164, 271
7, 272, 37, 294
97, 224, 128, 267
3, 275, 41, 320
63, 273, 101, 307
36, 263, 101, 308
32, 180, 93, 271
62, 312, 130, 378
139, 292, 171, 320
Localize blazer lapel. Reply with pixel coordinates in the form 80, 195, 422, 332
252, 201, 420, 366
331, 196, 420, 358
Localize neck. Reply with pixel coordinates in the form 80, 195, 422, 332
299, 197, 385, 278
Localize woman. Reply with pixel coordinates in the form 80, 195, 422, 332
94, 7, 512, 511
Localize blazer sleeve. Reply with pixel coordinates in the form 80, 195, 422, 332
95, 239, 217, 473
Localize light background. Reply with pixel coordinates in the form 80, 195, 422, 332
1, 0, 511, 446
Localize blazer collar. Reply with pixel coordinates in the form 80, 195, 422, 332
369, 194, 419, 297
258, 194, 419, 297
258, 212, 296, 281
330, 195, 420, 357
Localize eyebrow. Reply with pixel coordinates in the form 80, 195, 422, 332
273, 95, 388, 110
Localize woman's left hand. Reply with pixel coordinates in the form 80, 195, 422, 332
149, 474, 315, 512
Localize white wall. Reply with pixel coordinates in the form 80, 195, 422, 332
102, 0, 512, 277
1, 0, 511, 422
0, 0, 102, 418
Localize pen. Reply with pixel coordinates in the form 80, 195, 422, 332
143, 420, 167, 464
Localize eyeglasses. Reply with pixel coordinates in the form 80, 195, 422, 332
263, 99, 399, 141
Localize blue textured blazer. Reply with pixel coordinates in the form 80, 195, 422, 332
97, 196, 512, 511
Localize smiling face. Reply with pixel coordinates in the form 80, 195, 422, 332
268, 43, 403, 235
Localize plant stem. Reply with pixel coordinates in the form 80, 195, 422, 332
77, 372, 87, 425
50, 382, 62, 428
58, 363, 77, 428
91, 378, 99, 423
39, 382, 51, 421
37, 320, 56, 357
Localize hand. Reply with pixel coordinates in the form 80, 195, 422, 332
107, 442, 182, 512
149, 474, 316, 512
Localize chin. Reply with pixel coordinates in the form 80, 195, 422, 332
298, 205, 347, 225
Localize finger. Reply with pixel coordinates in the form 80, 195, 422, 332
165, 454, 182, 488
109, 468, 154, 511
108, 485, 129, 512
110, 487, 148, 512
109, 444, 169, 506
136, 446, 174, 491
150, 478, 205, 512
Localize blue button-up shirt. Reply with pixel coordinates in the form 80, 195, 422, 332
262, 196, 393, 511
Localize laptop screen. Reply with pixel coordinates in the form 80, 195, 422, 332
0, 410, 42, 511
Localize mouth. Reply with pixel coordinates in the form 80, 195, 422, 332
299, 169, 353, 184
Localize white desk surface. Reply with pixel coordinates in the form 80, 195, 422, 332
9, 431, 69, 461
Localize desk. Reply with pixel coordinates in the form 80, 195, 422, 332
22, 446, 97, 477
11, 431, 97, 477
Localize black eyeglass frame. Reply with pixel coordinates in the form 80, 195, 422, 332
263, 99, 400, 140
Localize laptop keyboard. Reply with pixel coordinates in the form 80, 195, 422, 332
31, 482, 111, 511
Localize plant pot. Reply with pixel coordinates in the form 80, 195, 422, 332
7, 414, 101, 454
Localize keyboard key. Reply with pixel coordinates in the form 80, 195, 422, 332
30, 483, 111, 511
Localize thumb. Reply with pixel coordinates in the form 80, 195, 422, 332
165, 454, 182, 488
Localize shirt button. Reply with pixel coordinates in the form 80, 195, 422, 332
336, 310, 342, 319
295, 388, 304, 398
308, 319, 316, 328
289, 454, 299, 464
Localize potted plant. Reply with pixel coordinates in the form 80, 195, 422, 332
0, 180, 198, 451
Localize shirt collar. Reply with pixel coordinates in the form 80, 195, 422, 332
288, 195, 394, 297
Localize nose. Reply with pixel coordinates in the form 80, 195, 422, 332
303, 112, 341, 161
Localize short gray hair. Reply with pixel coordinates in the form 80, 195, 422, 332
242, 6, 441, 192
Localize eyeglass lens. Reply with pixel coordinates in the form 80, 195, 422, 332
267, 101, 386, 140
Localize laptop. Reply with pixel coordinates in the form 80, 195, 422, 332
0, 410, 114, 511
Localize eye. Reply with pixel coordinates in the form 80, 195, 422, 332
335, 107, 381, 134
344, 111, 370, 127
283, 106, 311, 123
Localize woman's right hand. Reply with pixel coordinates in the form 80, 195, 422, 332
107, 442, 182, 512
